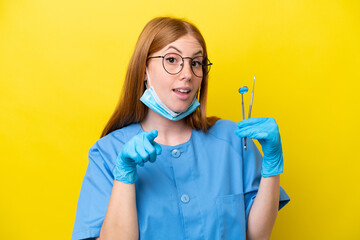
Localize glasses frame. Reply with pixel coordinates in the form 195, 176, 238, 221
147, 52, 213, 78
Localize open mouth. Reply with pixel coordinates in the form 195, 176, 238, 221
173, 88, 191, 94
172, 88, 192, 100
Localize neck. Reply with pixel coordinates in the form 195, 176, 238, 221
140, 109, 192, 146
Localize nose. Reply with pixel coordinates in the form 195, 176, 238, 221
180, 59, 193, 80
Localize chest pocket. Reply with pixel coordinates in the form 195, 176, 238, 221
216, 193, 246, 240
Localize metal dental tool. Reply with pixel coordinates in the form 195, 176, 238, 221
239, 86, 248, 120
238, 76, 256, 151
248, 76, 255, 119
238, 86, 249, 150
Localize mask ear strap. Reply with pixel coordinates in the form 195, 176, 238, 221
145, 68, 152, 88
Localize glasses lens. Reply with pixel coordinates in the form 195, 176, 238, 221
192, 57, 212, 78
191, 56, 204, 77
163, 53, 182, 74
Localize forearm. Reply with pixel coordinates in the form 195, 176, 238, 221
246, 175, 280, 240
99, 180, 139, 240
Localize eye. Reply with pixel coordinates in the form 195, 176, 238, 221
165, 57, 177, 64
192, 60, 202, 67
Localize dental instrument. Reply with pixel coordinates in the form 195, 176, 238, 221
238, 86, 249, 150
239, 86, 248, 120
248, 76, 255, 119
238, 76, 256, 151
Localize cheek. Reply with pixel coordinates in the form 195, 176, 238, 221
152, 71, 168, 89
195, 79, 203, 91
156, 76, 175, 98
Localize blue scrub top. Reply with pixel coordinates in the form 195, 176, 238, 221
72, 119, 290, 240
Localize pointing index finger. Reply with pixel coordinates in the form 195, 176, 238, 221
145, 129, 158, 141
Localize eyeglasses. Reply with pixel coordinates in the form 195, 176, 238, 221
147, 53, 212, 78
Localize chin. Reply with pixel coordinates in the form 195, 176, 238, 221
170, 104, 190, 113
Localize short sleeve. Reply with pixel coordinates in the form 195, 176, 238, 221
242, 138, 290, 230
71, 147, 115, 240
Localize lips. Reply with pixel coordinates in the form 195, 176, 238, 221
172, 87, 192, 100
173, 87, 191, 93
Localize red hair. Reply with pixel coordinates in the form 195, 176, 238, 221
101, 17, 218, 138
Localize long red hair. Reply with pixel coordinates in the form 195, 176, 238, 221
101, 17, 218, 138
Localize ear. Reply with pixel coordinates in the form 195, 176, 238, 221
144, 70, 147, 81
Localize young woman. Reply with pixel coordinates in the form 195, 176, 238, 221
72, 17, 290, 240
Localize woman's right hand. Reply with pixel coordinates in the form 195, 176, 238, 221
113, 130, 162, 184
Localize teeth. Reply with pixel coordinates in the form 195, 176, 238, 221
176, 89, 190, 93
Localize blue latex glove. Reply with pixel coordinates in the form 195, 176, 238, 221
113, 130, 162, 184
235, 117, 284, 178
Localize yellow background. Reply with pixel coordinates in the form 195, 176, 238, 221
1, 0, 359, 239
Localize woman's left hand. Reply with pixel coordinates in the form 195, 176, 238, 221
235, 117, 284, 178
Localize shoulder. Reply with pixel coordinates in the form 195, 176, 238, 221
193, 119, 241, 149
88, 123, 142, 164
208, 119, 239, 140
93, 123, 141, 150
192, 119, 243, 159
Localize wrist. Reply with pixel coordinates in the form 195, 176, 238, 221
113, 160, 138, 184
261, 151, 284, 178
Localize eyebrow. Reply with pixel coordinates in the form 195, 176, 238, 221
165, 45, 203, 56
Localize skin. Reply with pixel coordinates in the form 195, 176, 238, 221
97, 34, 280, 239
145, 35, 203, 113
142, 34, 203, 146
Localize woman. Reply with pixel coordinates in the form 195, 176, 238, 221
72, 17, 290, 240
